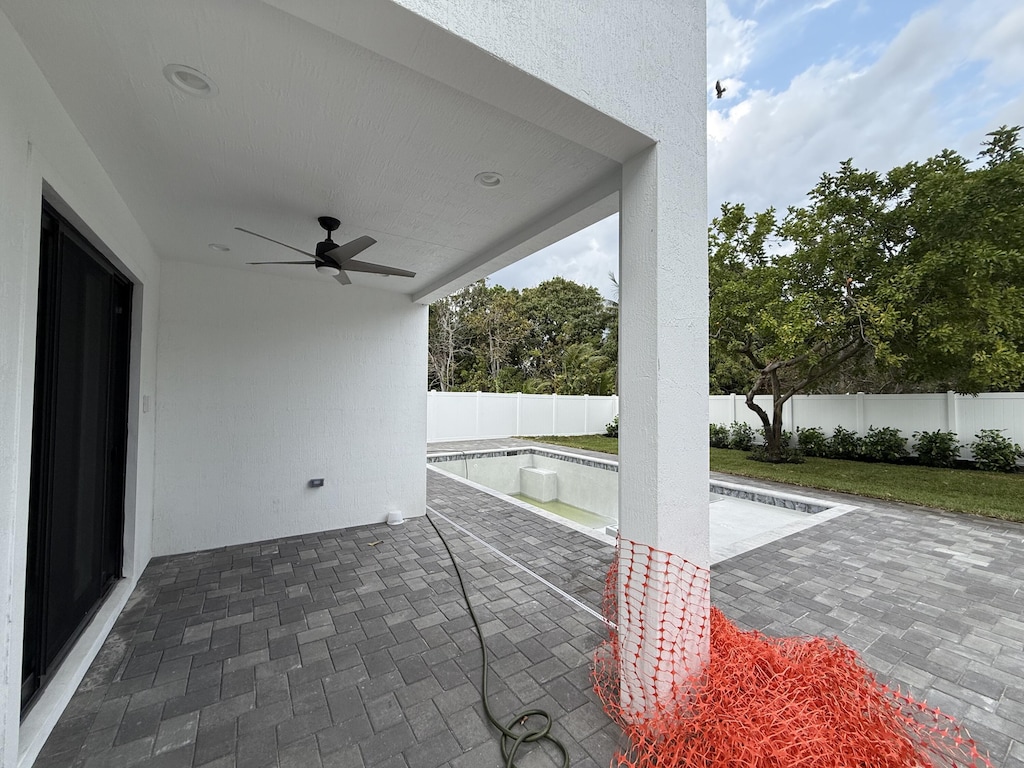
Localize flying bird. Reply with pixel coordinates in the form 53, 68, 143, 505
715, 80, 726, 99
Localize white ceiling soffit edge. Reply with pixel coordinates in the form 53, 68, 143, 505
259, 0, 652, 163
412, 172, 620, 305
41, 181, 151, 285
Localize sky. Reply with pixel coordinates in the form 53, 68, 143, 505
489, 0, 1024, 300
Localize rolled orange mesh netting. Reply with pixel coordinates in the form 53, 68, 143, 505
593, 538, 992, 768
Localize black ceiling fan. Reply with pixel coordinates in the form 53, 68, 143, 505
236, 216, 415, 285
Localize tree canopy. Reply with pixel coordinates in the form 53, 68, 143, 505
427, 277, 616, 394
710, 126, 1024, 459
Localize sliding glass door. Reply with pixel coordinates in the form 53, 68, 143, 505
22, 202, 133, 712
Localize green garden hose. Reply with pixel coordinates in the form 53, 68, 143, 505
425, 512, 571, 768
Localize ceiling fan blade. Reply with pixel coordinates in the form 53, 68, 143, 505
323, 235, 377, 266
235, 227, 316, 258
246, 260, 315, 265
343, 259, 416, 278
334, 270, 352, 285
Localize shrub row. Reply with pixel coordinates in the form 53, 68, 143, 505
709, 422, 1023, 473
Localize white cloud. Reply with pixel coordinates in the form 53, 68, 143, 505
707, 0, 758, 82
801, 0, 843, 16
489, 215, 619, 299
971, 5, 1024, 84
708, 0, 1024, 216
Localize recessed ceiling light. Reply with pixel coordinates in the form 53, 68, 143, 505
208, 243, 230, 252
474, 171, 503, 188
163, 64, 218, 98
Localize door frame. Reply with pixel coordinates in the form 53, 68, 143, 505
21, 199, 133, 713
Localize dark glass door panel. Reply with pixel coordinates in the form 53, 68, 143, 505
22, 203, 132, 712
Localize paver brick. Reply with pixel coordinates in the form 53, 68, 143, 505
32, 444, 1024, 768
193, 718, 235, 766
365, 693, 404, 732
153, 710, 200, 756
235, 726, 276, 768
278, 734, 323, 768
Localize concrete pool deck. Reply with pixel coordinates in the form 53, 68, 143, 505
29, 439, 1024, 767
709, 492, 824, 561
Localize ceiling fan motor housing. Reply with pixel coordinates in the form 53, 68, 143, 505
316, 216, 341, 260
318, 216, 341, 234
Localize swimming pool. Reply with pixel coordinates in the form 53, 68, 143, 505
427, 445, 857, 561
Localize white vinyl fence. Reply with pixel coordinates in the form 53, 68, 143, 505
428, 391, 1024, 458
426, 391, 619, 441
710, 391, 1024, 458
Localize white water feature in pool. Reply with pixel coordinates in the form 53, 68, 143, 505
427, 446, 858, 563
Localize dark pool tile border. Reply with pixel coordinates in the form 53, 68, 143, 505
427, 446, 619, 472
710, 481, 829, 514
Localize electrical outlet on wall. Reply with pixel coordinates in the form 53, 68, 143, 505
309, 478, 325, 488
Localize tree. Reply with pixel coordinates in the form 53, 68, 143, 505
710, 350, 751, 395
878, 127, 1024, 392
518, 277, 615, 392
466, 285, 529, 391
427, 283, 483, 391
427, 276, 618, 395
709, 127, 1024, 461
427, 291, 463, 391
710, 199, 878, 460
555, 343, 615, 395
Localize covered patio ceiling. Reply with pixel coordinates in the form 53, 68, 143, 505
2, 0, 648, 302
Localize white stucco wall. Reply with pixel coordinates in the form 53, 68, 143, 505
0, 10, 161, 765
394, 0, 709, 557
153, 260, 427, 556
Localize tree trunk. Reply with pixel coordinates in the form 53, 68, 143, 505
745, 373, 787, 462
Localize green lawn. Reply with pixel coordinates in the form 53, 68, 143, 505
526, 434, 621, 455
526, 435, 1024, 523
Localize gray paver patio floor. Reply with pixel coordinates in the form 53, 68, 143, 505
713, 493, 1024, 767
33, 440, 1024, 767
33, 472, 621, 768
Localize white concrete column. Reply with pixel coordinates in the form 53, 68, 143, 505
617, 142, 709, 713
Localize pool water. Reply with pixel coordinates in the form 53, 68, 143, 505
511, 494, 615, 529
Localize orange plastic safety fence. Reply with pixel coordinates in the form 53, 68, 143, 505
593, 538, 992, 768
